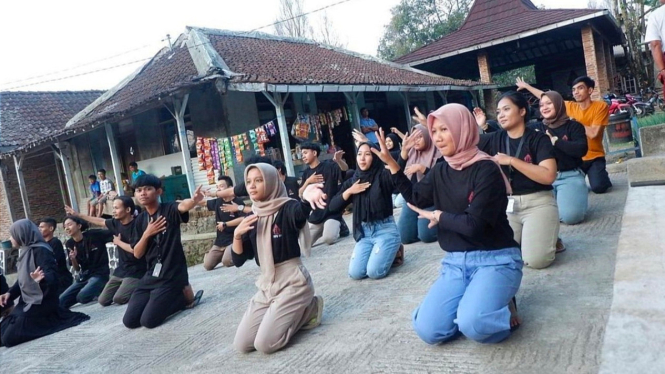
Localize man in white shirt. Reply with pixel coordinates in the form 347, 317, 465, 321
645, 1, 665, 93
96, 168, 115, 217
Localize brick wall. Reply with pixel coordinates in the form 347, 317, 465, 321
582, 25, 611, 100
0, 162, 13, 239
477, 51, 492, 83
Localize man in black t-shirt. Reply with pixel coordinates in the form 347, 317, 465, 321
299, 142, 349, 246
38, 217, 73, 296
123, 174, 205, 329
59, 216, 112, 309
199, 175, 245, 270
274, 160, 301, 200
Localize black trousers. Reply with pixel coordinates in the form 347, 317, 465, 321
581, 157, 612, 194
122, 285, 185, 329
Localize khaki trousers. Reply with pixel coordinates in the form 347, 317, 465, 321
233, 258, 316, 354
507, 191, 560, 269
203, 244, 233, 271
309, 219, 341, 246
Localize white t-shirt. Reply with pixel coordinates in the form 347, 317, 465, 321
99, 179, 114, 194
645, 6, 665, 51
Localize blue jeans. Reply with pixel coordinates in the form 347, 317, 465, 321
412, 248, 523, 344
59, 275, 109, 309
553, 169, 588, 225
398, 204, 437, 244
393, 194, 405, 208
349, 217, 402, 280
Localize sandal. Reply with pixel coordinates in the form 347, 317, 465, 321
392, 245, 404, 268
185, 290, 204, 309
509, 296, 521, 332
556, 238, 566, 253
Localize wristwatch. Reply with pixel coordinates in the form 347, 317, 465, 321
221, 222, 227, 229
237, 205, 245, 212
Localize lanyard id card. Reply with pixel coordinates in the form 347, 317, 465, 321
506, 197, 515, 213
152, 262, 163, 277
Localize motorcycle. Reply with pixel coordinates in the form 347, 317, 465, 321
604, 93, 632, 115
625, 93, 654, 117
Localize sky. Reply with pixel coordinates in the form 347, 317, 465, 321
0, 0, 592, 92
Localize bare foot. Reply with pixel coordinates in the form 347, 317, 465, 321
509, 298, 521, 330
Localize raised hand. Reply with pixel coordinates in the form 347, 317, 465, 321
303, 183, 327, 210
390, 127, 406, 140
402, 128, 422, 152
192, 185, 205, 203
30, 266, 45, 283
64, 205, 79, 216
371, 128, 396, 165
347, 180, 371, 195
235, 215, 258, 237
333, 150, 345, 163
473, 107, 488, 130
412, 106, 427, 126
515, 77, 528, 91
144, 216, 167, 237
407, 203, 442, 229
352, 129, 369, 144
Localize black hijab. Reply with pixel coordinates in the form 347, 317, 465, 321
386, 133, 401, 160
352, 142, 394, 241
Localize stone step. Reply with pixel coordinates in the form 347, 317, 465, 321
626, 156, 665, 187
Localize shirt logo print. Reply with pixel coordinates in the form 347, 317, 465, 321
272, 224, 282, 238
562, 135, 568, 141
468, 191, 475, 204
524, 154, 532, 164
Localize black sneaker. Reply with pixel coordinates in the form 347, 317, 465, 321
339, 219, 350, 238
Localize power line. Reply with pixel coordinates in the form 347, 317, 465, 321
248, 0, 355, 33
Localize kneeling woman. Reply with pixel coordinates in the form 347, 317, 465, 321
232, 163, 325, 354
0, 220, 89, 347
374, 104, 522, 344
328, 142, 404, 279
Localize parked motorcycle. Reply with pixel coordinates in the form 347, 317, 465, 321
604, 93, 632, 115
624, 93, 654, 117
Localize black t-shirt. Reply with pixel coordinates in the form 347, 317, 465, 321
478, 128, 555, 195
300, 160, 343, 224
105, 219, 147, 279
206, 197, 246, 247
65, 230, 112, 279
232, 200, 311, 267
284, 176, 301, 201
529, 120, 588, 172
47, 238, 71, 279
133, 202, 190, 289
393, 159, 518, 252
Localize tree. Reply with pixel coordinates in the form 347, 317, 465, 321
314, 12, 346, 48
273, 0, 346, 48
377, 0, 472, 61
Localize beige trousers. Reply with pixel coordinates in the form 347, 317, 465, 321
203, 244, 233, 271
309, 219, 341, 246
507, 190, 560, 269
233, 258, 316, 354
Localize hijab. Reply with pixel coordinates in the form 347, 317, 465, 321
246, 163, 311, 288
386, 133, 402, 161
352, 143, 393, 241
404, 124, 441, 181
10, 219, 53, 312
541, 91, 569, 129
427, 104, 513, 194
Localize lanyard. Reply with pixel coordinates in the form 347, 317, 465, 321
504, 133, 526, 183
150, 206, 165, 263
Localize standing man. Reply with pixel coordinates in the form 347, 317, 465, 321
38, 218, 73, 296
97, 169, 116, 217
299, 142, 349, 246
88, 175, 101, 217
646, 1, 665, 96
360, 108, 380, 144
129, 162, 146, 184
516, 76, 612, 193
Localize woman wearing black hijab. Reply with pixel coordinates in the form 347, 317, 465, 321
0, 219, 89, 347
329, 142, 404, 278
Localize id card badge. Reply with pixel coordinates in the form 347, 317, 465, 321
152, 262, 163, 278
506, 197, 515, 213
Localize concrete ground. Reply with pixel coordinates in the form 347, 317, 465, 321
0, 170, 656, 374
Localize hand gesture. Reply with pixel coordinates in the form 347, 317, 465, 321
347, 180, 371, 195
0, 293, 10, 307
192, 185, 205, 203
205, 188, 217, 198
473, 107, 488, 130
402, 128, 422, 152
30, 266, 45, 283
494, 152, 513, 166
235, 215, 258, 237
68, 248, 78, 261
306, 172, 324, 185
352, 129, 369, 144
333, 150, 345, 163
371, 128, 397, 166
404, 164, 426, 176
221, 201, 241, 213
144, 216, 167, 238
390, 127, 406, 140
407, 203, 442, 229
302, 183, 327, 210
64, 205, 79, 216
412, 106, 427, 126
216, 222, 225, 232
113, 234, 124, 246
515, 77, 529, 91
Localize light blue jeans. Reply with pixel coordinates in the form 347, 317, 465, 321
349, 217, 402, 280
398, 204, 438, 244
553, 169, 588, 225
393, 194, 405, 208
412, 248, 523, 344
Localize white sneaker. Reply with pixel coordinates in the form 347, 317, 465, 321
301, 295, 324, 330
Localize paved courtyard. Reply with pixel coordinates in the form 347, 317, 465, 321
1, 172, 634, 374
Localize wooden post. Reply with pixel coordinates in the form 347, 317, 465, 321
55, 142, 79, 212
399, 92, 412, 130
13, 154, 31, 219
343, 92, 361, 131
174, 94, 196, 196
262, 91, 295, 176
0, 162, 16, 221
53, 151, 68, 208
437, 91, 448, 104
105, 123, 124, 196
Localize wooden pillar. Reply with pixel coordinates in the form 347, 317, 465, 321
0, 162, 16, 221
55, 142, 79, 212
581, 25, 609, 100
13, 154, 31, 219
263, 91, 295, 176
437, 91, 448, 105
53, 151, 68, 208
174, 94, 196, 196
105, 123, 124, 196
399, 92, 412, 130
477, 51, 492, 84
603, 39, 616, 92
483, 89, 496, 119
343, 92, 361, 131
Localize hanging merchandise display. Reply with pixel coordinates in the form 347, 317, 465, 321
196, 137, 206, 171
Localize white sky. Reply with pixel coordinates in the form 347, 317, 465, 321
0, 0, 591, 92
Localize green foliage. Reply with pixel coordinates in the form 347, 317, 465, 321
493, 66, 536, 87
636, 112, 665, 128
377, 0, 472, 61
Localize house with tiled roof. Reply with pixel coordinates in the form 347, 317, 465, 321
0, 90, 102, 238
1, 26, 491, 218
394, 0, 622, 108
